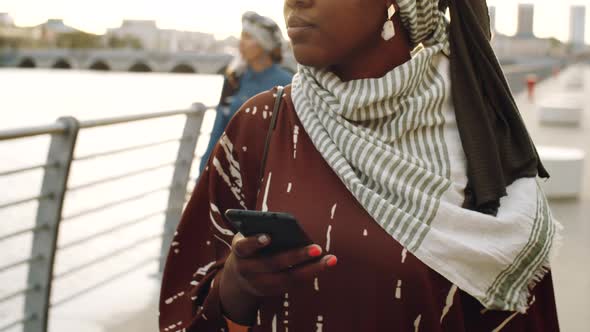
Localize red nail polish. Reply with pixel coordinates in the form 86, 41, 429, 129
326, 256, 338, 267
308, 246, 322, 257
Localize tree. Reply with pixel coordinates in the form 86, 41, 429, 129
106, 35, 143, 50
56, 31, 103, 49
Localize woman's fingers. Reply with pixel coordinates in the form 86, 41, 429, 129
242, 245, 323, 274
255, 255, 338, 293
231, 233, 271, 258
286, 254, 337, 283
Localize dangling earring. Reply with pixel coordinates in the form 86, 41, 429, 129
381, 1, 396, 41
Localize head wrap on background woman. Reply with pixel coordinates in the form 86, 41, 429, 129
227, 11, 285, 81
241, 11, 284, 56
397, 0, 548, 214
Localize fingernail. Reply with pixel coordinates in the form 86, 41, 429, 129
308, 246, 322, 257
326, 256, 338, 267
257, 234, 269, 245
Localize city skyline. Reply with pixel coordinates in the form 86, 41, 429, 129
2, 0, 590, 42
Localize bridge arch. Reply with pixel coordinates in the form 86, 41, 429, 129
89, 60, 111, 71
18, 57, 36, 68
171, 63, 196, 74
129, 62, 152, 73
52, 58, 72, 69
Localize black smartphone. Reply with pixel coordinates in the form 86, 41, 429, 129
224, 209, 312, 255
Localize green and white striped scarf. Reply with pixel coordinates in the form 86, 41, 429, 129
291, 13, 559, 310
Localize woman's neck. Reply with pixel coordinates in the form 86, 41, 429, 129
331, 18, 412, 82
249, 55, 274, 73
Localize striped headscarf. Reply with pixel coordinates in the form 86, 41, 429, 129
242, 11, 284, 53
291, 0, 557, 312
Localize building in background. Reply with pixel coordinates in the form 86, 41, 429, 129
106, 20, 216, 52
570, 5, 586, 50
0, 13, 14, 27
516, 4, 535, 38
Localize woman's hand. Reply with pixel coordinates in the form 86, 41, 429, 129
218, 233, 337, 325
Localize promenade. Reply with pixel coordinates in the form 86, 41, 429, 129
50, 65, 590, 332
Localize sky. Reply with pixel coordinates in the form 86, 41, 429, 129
1, 0, 590, 42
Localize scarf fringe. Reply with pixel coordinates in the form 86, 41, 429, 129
514, 220, 563, 313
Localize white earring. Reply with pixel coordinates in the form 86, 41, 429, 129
381, 3, 396, 41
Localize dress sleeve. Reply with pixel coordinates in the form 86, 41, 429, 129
158, 89, 279, 332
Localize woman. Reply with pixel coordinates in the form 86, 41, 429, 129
199, 11, 293, 173
161, 0, 561, 331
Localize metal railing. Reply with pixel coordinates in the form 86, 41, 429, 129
0, 103, 213, 332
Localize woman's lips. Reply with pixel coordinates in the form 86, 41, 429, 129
287, 15, 316, 40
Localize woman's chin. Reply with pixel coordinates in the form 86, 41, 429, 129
292, 45, 333, 68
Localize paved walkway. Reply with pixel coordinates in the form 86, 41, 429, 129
515, 64, 590, 332
52, 66, 590, 332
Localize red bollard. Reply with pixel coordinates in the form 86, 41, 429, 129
526, 74, 537, 102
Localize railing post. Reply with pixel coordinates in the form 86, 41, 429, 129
24, 117, 79, 332
160, 105, 205, 272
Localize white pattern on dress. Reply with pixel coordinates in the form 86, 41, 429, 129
326, 225, 333, 252
213, 234, 232, 249
395, 280, 402, 299
440, 285, 458, 322
414, 314, 422, 332
316, 315, 324, 332
330, 204, 337, 219
209, 210, 234, 237
293, 125, 300, 159
262, 172, 272, 212
193, 261, 216, 277
491, 311, 519, 332
212, 157, 247, 209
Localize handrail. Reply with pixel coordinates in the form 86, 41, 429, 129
0, 162, 58, 177
79, 109, 201, 129
0, 255, 43, 274
51, 256, 159, 308
0, 314, 36, 332
54, 233, 162, 280
0, 284, 40, 304
58, 210, 166, 251
0, 103, 209, 331
74, 137, 184, 161
0, 123, 67, 141
0, 105, 213, 141
0, 192, 54, 210
67, 161, 178, 192
61, 185, 171, 222
0, 224, 50, 243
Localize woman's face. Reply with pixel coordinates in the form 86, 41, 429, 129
239, 31, 267, 64
284, 0, 385, 68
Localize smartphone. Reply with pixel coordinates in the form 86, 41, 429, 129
224, 209, 312, 255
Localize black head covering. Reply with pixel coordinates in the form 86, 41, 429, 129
438, 0, 548, 214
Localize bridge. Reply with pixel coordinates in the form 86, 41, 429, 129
0, 49, 235, 74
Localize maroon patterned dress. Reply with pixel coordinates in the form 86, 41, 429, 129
159, 86, 560, 332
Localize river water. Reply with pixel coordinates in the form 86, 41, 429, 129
0, 68, 223, 330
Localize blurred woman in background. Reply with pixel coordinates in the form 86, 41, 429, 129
199, 11, 293, 173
